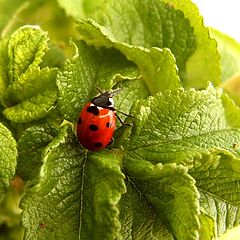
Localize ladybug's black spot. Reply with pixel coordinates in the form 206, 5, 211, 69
89, 124, 98, 131
78, 118, 82, 124
94, 142, 103, 148
106, 122, 110, 128
87, 106, 99, 116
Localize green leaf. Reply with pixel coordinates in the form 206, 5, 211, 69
17, 124, 59, 181
21, 125, 126, 240
87, 0, 196, 80
57, 0, 85, 19
0, 26, 58, 123
114, 78, 149, 127
221, 93, 240, 129
79, 151, 126, 240
21, 125, 84, 239
0, 123, 17, 198
190, 148, 240, 236
77, 19, 180, 94
3, 89, 57, 123
40, 43, 66, 68
57, 0, 106, 19
124, 159, 199, 240
6, 67, 57, 103
57, 40, 139, 121
199, 210, 216, 240
7, 25, 49, 82
210, 28, 240, 82
0, 103, 13, 133
161, 0, 221, 88
0, 39, 9, 106
119, 180, 174, 240
122, 85, 240, 166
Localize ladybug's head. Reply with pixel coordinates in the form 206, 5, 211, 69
91, 89, 121, 108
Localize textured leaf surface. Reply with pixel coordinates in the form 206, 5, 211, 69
0, 39, 9, 106
21, 125, 126, 240
0, 123, 17, 198
79, 151, 126, 240
76, 0, 220, 89
3, 89, 57, 123
7, 25, 48, 82
122, 86, 240, 166
6, 67, 57, 103
17, 124, 58, 181
87, 0, 196, 80
120, 85, 240, 238
114, 79, 149, 126
190, 149, 240, 236
198, 211, 216, 240
0, 1, 239, 239
21, 125, 84, 240
124, 160, 200, 240
0, 26, 58, 123
161, 0, 221, 88
57, 41, 139, 121
119, 181, 174, 240
77, 19, 180, 94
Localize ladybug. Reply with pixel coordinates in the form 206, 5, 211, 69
77, 89, 132, 151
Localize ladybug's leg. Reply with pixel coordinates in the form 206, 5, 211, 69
107, 137, 114, 146
115, 113, 132, 126
115, 109, 134, 118
109, 107, 134, 118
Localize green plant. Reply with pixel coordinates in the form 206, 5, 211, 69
1, 0, 240, 239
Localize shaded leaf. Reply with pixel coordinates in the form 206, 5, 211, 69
17, 124, 59, 181
124, 159, 199, 240
0, 123, 17, 198
77, 19, 180, 94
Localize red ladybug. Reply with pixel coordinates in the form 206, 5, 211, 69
77, 89, 132, 151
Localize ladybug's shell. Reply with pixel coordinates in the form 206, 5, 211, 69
77, 102, 116, 151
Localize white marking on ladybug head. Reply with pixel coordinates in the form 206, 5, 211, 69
108, 97, 114, 108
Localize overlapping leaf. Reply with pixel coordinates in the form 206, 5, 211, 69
190, 148, 240, 236
161, 0, 221, 88
0, 123, 17, 198
119, 181, 174, 240
0, 26, 58, 123
121, 85, 240, 239
124, 159, 200, 240
21, 125, 126, 240
56, 40, 139, 121
0, 0, 239, 240
210, 28, 240, 82
90, 0, 196, 74
21, 125, 84, 240
17, 124, 59, 181
122, 86, 240, 166
77, 19, 180, 94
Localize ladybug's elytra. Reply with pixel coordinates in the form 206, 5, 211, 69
77, 89, 132, 151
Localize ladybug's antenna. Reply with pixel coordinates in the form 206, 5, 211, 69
110, 88, 122, 96
95, 86, 122, 97
95, 86, 103, 93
